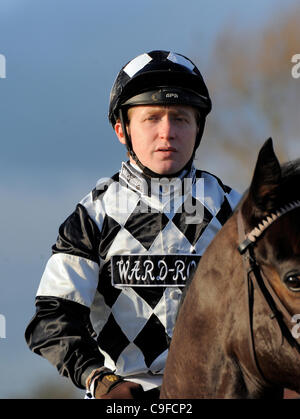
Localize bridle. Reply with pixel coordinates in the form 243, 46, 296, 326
237, 200, 300, 386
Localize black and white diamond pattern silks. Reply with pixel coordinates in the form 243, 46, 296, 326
26, 161, 240, 393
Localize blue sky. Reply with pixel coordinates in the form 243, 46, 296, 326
0, 0, 298, 398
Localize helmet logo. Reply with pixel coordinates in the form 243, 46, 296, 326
151, 92, 179, 102
166, 93, 179, 99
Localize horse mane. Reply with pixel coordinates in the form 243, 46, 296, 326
278, 158, 300, 204
281, 158, 300, 180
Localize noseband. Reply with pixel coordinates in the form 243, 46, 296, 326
237, 200, 300, 385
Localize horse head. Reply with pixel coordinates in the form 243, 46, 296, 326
161, 138, 300, 398
238, 138, 300, 392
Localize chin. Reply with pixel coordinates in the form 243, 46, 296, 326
153, 163, 183, 176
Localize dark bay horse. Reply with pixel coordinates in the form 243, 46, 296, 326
160, 138, 300, 399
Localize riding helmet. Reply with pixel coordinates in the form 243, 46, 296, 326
109, 50, 212, 175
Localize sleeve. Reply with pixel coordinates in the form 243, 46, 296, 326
25, 202, 105, 389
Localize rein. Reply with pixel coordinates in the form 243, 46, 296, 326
237, 201, 300, 386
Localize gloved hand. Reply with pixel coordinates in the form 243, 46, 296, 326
95, 374, 143, 399
86, 367, 144, 399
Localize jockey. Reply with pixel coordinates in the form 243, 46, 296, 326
25, 50, 241, 399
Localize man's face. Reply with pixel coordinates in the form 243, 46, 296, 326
115, 105, 199, 175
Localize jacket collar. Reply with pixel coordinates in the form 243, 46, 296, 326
119, 161, 196, 197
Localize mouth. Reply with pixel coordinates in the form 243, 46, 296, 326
156, 146, 177, 153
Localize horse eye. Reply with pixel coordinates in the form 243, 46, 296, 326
284, 274, 300, 292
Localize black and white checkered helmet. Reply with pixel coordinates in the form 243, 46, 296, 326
109, 50, 212, 128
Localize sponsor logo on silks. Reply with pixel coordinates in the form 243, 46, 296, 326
111, 255, 201, 287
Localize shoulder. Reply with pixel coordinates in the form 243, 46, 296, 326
79, 171, 120, 207
195, 169, 241, 210
93, 172, 120, 201
196, 169, 231, 193
78, 171, 120, 229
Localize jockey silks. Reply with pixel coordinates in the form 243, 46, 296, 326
25, 161, 240, 391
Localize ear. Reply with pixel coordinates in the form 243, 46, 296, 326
114, 120, 127, 145
243, 138, 282, 220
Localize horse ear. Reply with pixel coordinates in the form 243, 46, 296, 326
246, 138, 282, 218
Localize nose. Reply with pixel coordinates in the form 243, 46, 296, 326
158, 116, 175, 140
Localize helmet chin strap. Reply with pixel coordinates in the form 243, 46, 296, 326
119, 108, 201, 179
